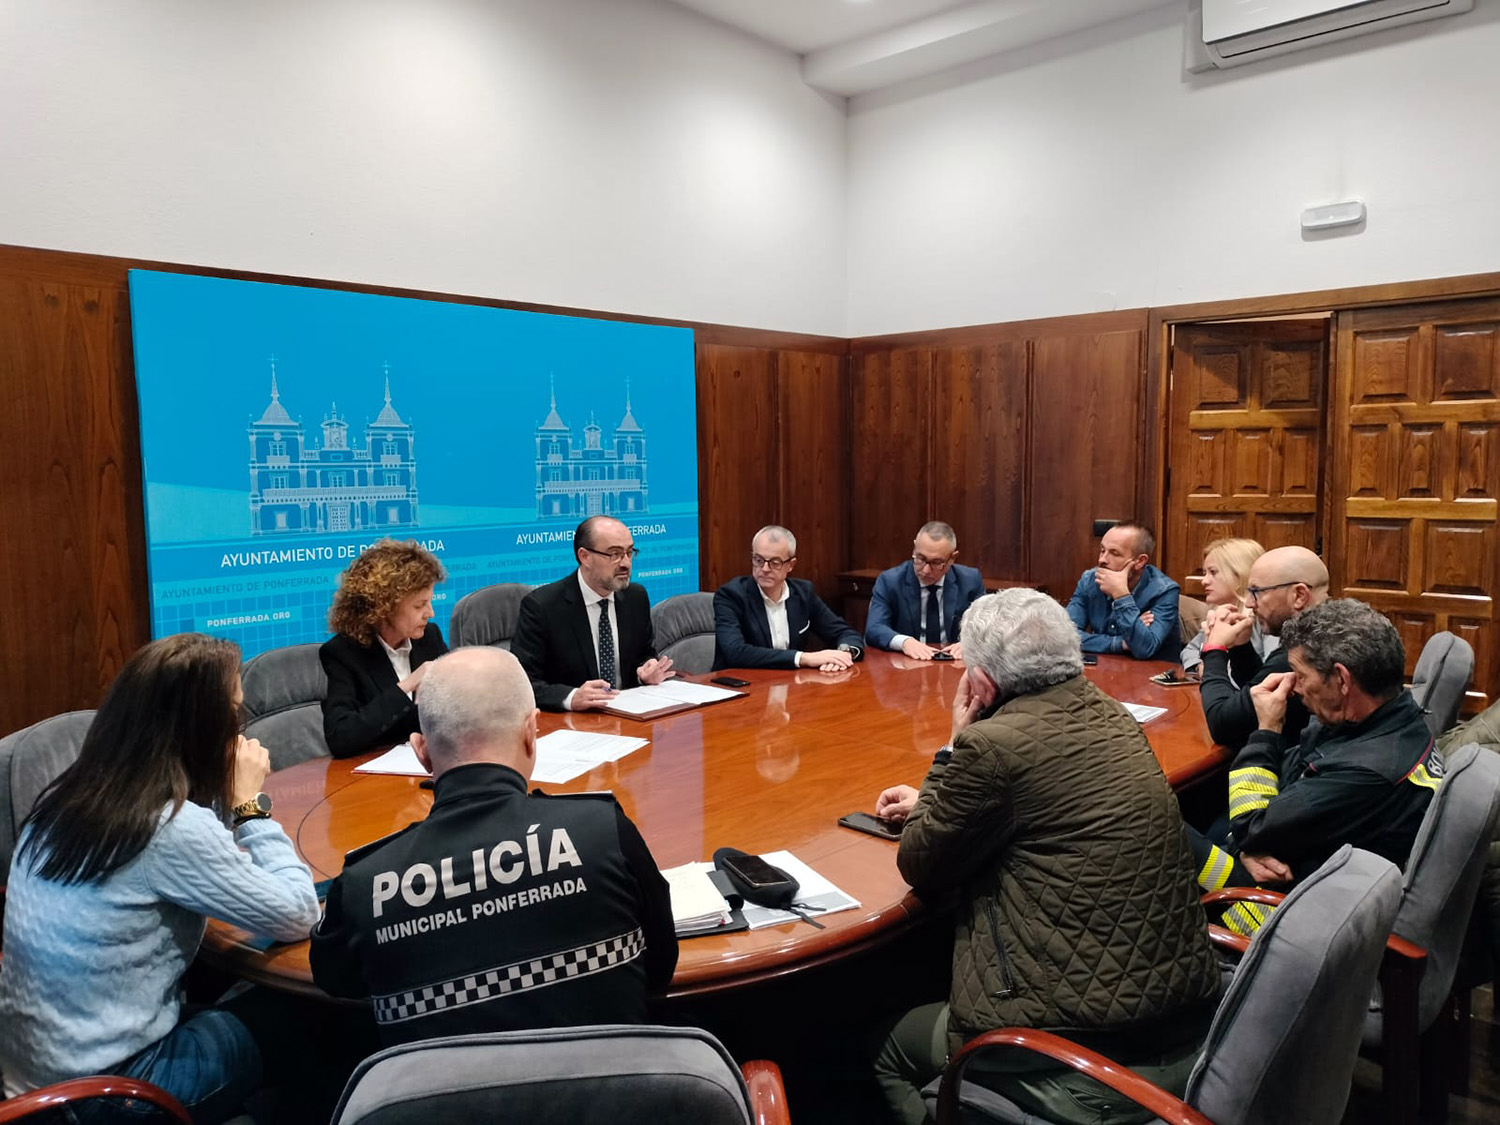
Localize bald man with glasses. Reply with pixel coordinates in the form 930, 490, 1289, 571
511, 515, 672, 712
1198, 545, 1329, 749
712, 525, 864, 672
864, 521, 985, 661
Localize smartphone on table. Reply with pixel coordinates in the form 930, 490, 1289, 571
838, 811, 903, 841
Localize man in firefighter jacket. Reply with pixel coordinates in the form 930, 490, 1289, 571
310, 647, 677, 1045
1192, 598, 1441, 933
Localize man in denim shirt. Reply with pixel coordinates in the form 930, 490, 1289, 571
1065, 522, 1180, 660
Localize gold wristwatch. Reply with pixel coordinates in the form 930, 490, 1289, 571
232, 792, 273, 826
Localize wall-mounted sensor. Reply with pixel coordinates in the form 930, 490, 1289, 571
1301, 200, 1365, 231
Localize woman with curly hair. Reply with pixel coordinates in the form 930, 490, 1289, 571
320, 539, 448, 757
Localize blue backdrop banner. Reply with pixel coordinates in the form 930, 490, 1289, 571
129, 270, 699, 660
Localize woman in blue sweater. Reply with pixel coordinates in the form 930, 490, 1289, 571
0, 633, 321, 1121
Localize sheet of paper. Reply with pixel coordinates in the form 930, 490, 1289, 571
739, 850, 861, 930
532, 729, 649, 784
662, 863, 732, 929
649, 680, 742, 704
606, 680, 742, 716
352, 743, 429, 777
1123, 702, 1168, 724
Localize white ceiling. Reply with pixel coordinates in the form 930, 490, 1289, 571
666, 0, 1184, 95
666, 0, 977, 55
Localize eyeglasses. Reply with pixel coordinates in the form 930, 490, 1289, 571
912, 553, 955, 571
751, 554, 793, 571
1245, 581, 1301, 601
582, 546, 639, 562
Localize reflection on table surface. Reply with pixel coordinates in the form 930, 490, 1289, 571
201, 651, 1226, 997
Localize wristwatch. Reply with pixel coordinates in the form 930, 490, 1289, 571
232, 792, 273, 826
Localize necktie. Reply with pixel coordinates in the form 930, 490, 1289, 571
597, 597, 617, 688
924, 585, 942, 645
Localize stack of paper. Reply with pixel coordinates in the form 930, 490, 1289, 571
662, 864, 733, 934
532, 729, 648, 784
352, 743, 428, 776
351, 731, 648, 785
605, 680, 741, 716
1123, 702, 1168, 724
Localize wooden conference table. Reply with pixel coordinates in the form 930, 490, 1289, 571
200, 652, 1228, 999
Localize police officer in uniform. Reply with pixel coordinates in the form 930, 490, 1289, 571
310, 647, 677, 1046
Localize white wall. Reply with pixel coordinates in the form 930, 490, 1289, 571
846, 2, 1500, 335
0, 0, 848, 335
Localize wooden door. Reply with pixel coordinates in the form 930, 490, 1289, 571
1163, 321, 1329, 594
1329, 299, 1500, 709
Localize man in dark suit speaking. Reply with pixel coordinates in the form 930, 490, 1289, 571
864, 521, 985, 661
713, 525, 864, 672
511, 516, 673, 711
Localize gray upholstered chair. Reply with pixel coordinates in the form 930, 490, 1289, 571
927, 846, 1402, 1125
1359, 742, 1500, 1122
1410, 632, 1474, 738
240, 643, 330, 770
0, 710, 95, 878
651, 592, 716, 675
449, 583, 533, 650
330, 1025, 790, 1125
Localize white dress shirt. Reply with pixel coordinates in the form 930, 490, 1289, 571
762, 581, 793, 650
564, 569, 620, 711
378, 635, 415, 698
891, 576, 945, 651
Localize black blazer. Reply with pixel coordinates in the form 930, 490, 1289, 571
712, 575, 864, 671
511, 572, 658, 712
319, 622, 448, 759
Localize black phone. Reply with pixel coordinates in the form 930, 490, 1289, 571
720, 852, 786, 889
1151, 668, 1196, 686
931, 650, 955, 662
1082, 653, 1099, 665
839, 811, 902, 841
711, 675, 751, 688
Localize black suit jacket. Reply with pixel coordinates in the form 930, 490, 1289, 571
712, 575, 864, 671
319, 622, 448, 759
511, 572, 657, 712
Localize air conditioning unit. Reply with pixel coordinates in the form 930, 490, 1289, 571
1187, 0, 1474, 70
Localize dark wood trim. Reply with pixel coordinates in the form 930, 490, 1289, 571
850, 308, 1148, 354
1143, 317, 1171, 537
0, 242, 849, 354
1149, 271, 1500, 326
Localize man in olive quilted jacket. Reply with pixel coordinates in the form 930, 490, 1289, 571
871, 590, 1219, 1125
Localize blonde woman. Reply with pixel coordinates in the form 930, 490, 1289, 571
1181, 538, 1278, 680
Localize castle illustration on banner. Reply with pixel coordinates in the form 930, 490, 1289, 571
534, 376, 649, 520
246, 363, 649, 534
247, 361, 420, 536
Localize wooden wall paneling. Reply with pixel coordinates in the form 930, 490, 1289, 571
776, 348, 848, 600
0, 269, 150, 738
1329, 298, 1500, 709
930, 341, 1028, 579
847, 348, 934, 571
695, 344, 780, 593
1027, 328, 1146, 605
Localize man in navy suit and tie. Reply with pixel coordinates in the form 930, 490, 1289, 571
713, 525, 864, 672
511, 515, 674, 711
864, 521, 986, 661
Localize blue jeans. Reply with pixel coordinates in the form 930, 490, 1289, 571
63, 1009, 261, 1124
